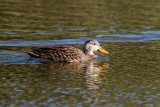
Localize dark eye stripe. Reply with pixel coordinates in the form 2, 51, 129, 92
91, 42, 96, 45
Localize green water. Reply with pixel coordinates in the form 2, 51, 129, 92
0, 0, 160, 106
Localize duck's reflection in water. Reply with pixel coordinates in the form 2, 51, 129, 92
37, 59, 109, 91
85, 61, 109, 90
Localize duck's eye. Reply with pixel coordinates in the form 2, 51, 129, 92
94, 43, 96, 45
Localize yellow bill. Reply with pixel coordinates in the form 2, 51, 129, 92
98, 48, 109, 55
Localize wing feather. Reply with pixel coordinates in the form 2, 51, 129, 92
27, 45, 84, 62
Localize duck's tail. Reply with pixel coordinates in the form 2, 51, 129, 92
26, 51, 39, 58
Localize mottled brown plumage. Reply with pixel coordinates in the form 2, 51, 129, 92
26, 40, 109, 63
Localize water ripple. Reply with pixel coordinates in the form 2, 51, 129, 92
0, 52, 42, 64
0, 35, 159, 47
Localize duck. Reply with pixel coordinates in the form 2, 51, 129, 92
26, 40, 109, 63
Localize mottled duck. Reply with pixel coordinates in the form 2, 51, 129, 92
26, 40, 109, 63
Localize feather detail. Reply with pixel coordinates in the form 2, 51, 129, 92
27, 45, 85, 63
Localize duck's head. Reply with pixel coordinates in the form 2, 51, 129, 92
83, 40, 109, 55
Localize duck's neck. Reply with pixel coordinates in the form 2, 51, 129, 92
83, 50, 95, 56
84, 51, 98, 61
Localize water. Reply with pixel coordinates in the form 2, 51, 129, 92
0, 0, 160, 106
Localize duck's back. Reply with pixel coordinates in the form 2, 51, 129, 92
27, 45, 85, 63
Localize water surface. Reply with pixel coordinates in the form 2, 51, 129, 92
0, 0, 160, 106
